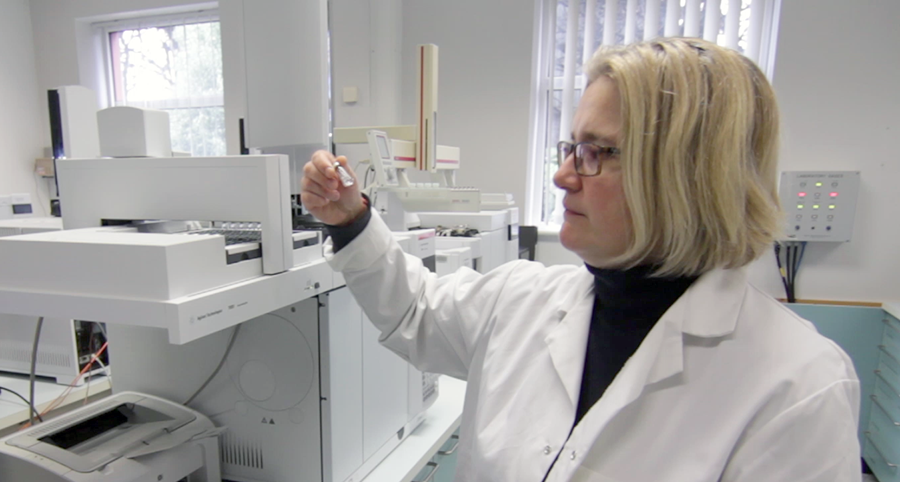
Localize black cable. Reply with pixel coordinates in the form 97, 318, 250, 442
785, 243, 792, 302
787, 243, 797, 303
30, 316, 44, 426
0, 385, 43, 423
796, 241, 807, 273
183, 324, 241, 406
774, 243, 790, 301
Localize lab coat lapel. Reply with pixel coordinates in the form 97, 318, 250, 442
571, 268, 746, 457
585, 269, 746, 420
586, 309, 686, 430
544, 269, 596, 408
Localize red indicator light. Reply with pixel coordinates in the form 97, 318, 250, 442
798, 192, 807, 197
829, 192, 838, 197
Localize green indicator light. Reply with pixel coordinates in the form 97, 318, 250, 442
797, 204, 804, 209
829, 204, 836, 209
813, 204, 820, 209
815, 182, 823, 187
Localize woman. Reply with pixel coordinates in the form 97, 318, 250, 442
301, 38, 860, 481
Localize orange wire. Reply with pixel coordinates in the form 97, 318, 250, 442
19, 341, 109, 431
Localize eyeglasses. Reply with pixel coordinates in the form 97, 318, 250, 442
557, 141, 621, 177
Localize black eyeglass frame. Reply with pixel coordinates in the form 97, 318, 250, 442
556, 141, 621, 177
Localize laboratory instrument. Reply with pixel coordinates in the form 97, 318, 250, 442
97, 106, 173, 158
0, 154, 441, 481
0, 193, 35, 220
0, 155, 328, 344
0, 216, 62, 236
47, 85, 100, 160
0, 316, 107, 386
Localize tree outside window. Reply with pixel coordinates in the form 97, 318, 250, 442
109, 21, 225, 156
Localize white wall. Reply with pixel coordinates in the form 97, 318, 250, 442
746, 0, 900, 303
330, 0, 404, 166
0, 0, 47, 214
400, 0, 537, 210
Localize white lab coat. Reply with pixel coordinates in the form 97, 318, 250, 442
325, 211, 861, 482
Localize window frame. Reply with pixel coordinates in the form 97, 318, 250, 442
96, 9, 221, 108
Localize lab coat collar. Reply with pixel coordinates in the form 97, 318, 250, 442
543, 267, 746, 408
672, 267, 747, 338
545, 267, 596, 407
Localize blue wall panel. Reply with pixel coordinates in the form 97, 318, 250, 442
787, 303, 884, 449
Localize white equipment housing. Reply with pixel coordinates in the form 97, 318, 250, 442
0, 217, 105, 386
48, 85, 101, 160
420, 208, 519, 273
0, 316, 107, 386
0, 154, 442, 481
109, 287, 437, 482
97, 106, 172, 158
0, 391, 221, 482
0, 155, 331, 344
0, 217, 62, 236
57, 155, 294, 275
0, 194, 35, 220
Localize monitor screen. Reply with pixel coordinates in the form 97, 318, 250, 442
377, 136, 390, 159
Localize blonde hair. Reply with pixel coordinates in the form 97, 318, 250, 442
585, 38, 782, 276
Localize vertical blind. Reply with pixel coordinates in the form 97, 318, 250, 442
557, 0, 773, 153
537, 0, 777, 224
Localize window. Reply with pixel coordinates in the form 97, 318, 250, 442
527, 0, 781, 225
102, 10, 225, 157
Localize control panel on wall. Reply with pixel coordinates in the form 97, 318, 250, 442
779, 171, 860, 242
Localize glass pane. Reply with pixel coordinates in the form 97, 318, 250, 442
167, 106, 226, 157
111, 21, 224, 156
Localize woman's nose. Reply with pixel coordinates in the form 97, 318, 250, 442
554, 152, 581, 191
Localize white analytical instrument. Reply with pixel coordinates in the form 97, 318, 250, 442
0, 216, 61, 236
333, 45, 481, 231
0, 391, 222, 482
0, 155, 327, 344
421, 205, 520, 274
97, 106, 173, 158
0, 217, 108, 386
0, 155, 441, 482
0, 193, 36, 220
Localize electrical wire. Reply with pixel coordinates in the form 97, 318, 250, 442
353, 159, 370, 176
82, 354, 109, 406
183, 325, 241, 406
775, 241, 808, 304
30, 317, 44, 426
20, 341, 110, 430
774, 243, 790, 302
363, 165, 375, 189
0, 385, 44, 423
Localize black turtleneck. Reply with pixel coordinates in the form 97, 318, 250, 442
574, 265, 698, 425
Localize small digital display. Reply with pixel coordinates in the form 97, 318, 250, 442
377, 136, 390, 159
12, 204, 33, 215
